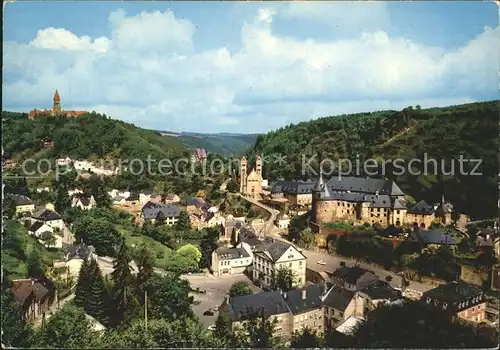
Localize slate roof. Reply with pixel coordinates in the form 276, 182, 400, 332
270, 180, 315, 194
322, 285, 355, 311
227, 291, 290, 321
142, 202, 182, 219
408, 200, 434, 214
327, 176, 405, 196
187, 197, 211, 211
63, 242, 95, 260
285, 284, 324, 315
364, 194, 393, 208
359, 280, 401, 301
29, 221, 46, 233
79, 196, 94, 206
32, 208, 62, 221
409, 228, 457, 245
331, 266, 378, 290
7, 194, 33, 205
215, 247, 250, 260
422, 280, 484, 302
254, 238, 300, 262
127, 192, 140, 201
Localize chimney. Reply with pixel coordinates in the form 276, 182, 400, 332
301, 289, 307, 300
340, 261, 346, 267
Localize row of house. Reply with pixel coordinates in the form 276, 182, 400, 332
219, 265, 403, 341
219, 263, 487, 342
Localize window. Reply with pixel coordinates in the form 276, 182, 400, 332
299, 261, 303, 266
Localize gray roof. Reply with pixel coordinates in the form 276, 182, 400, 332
364, 194, 393, 208
227, 291, 290, 321
331, 266, 378, 290
29, 221, 46, 232
270, 180, 315, 195
322, 285, 355, 311
327, 176, 405, 196
284, 284, 324, 315
7, 193, 33, 205
409, 228, 457, 245
327, 192, 365, 202
254, 238, 299, 262
408, 200, 434, 214
215, 247, 250, 260
359, 280, 401, 301
63, 242, 95, 260
422, 280, 484, 302
32, 208, 62, 221
79, 196, 94, 206
143, 203, 182, 219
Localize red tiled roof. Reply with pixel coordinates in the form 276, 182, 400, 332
53, 90, 60, 101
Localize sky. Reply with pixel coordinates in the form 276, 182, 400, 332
3, 1, 499, 133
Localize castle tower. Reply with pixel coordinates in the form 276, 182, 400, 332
311, 171, 332, 225
53, 90, 61, 113
240, 156, 247, 194
255, 153, 262, 179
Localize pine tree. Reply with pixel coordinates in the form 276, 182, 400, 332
111, 238, 136, 325
86, 258, 111, 326
74, 258, 91, 307
135, 243, 155, 300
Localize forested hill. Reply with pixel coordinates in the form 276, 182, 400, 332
252, 100, 499, 220
155, 130, 260, 156
2, 111, 187, 161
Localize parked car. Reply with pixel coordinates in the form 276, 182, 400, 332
207, 325, 216, 331
317, 260, 326, 265
203, 309, 215, 316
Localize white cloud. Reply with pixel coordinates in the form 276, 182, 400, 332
2, 7, 499, 133
30, 27, 109, 52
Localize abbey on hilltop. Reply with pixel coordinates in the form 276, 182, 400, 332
28, 90, 87, 120
239, 155, 269, 200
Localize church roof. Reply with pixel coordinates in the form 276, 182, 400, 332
53, 90, 60, 101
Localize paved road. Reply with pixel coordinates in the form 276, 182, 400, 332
239, 194, 280, 236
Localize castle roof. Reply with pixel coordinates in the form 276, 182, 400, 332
327, 176, 405, 196
53, 90, 60, 101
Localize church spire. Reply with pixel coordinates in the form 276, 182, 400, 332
53, 89, 61, 113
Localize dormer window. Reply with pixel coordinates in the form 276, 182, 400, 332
443, 302, 448, 310
426, 297, 431, 304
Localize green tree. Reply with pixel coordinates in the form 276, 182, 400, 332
73, 215, 120, 256
134, 243, 155, 295
53, 186, 71, 215
175, 210, 191, 230
291, 327, 322, 348
111, 238, 137, 326
33, 305, 101, 348
1, 290, 34, 348
235, 309, 283, 348
214, 311, 233, 344
270, 266, 295, 292
86, 258, 111, 326
297, 227, 316, 249
229, 281, 253, 297
226, 177, 239, 192
3, 195, 16, 220
26, 247, 45, 278
351, 301, 498, 348
199, 227, 219, 269
145, 274, 194, 321
74, 258, 92, 307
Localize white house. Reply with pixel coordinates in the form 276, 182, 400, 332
276, 214, 291, 229
71, 196, 96, 210
206, 213, 225, 228
31, 204, 64, 231
36, 187, 51, 193
29, 221, 54, 237
139, 191, 154, 204
112, 196, 127, 205
107, 189, 119, 198
68, 188, 83, 197
56, 157, 73, 166
73, 160, 94, 172
211, 247, 253, 276
118, 190, 131, 199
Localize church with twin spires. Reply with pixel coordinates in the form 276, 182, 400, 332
239, 154, 264, 200
28, 90, 87, 120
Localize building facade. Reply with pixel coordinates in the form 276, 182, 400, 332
252, 238, 307, 288
421, 280, 486, 323
211, 246, 253, 276
240, 155, 264, 200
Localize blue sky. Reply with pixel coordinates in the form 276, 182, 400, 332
3, 1, 499, 133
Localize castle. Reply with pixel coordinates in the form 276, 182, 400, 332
239, 155, 265, 200
28, 90, 87, 120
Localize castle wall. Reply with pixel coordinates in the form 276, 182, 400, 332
406, 213, 435, 229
